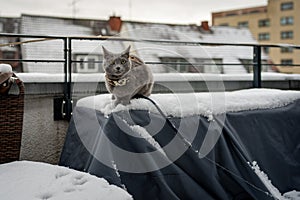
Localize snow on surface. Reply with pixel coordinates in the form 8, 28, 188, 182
75, 88, 300, 199
0, 161, 132, 200
249, 161, 300, 200
122, 22, 265, 74
77, 88, 300, 118
284, 191, 300, 200
0, 64, 12, 73
128, 124, 167, 157
249, 161, 285, 200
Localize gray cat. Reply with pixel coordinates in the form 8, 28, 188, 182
102, 45, 153, 105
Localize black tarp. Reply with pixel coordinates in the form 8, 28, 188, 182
59, 99, 300, 200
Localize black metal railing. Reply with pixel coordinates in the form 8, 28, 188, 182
1, 33, 300, 120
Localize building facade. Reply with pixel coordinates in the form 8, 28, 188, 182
212, 0, 300, 73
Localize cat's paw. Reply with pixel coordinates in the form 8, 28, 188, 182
114, 98, 130, 106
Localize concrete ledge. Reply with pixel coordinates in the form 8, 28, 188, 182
15, 72, 300, 95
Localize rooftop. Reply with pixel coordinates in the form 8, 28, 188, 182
18, 14, 268, 74
212, 5, 267, 17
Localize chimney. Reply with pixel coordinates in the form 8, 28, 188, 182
201, 21, 210, 31
109, 16, 122, 32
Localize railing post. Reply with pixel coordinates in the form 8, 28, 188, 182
64, 37, 73, 120
54, 37, 73, 121
63, 37, 68, 103
253, 45, 262, 88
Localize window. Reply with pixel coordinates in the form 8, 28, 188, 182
258, 19, 270, 27
263, 47, 270, 54
160, 57, 190, 72
281, 47, 293, 53
79, 58, 84, 70
280, 16, 293, 25
281, 2, 293, 11
160, 57, 223, 73
281, 59, 293, 65
281, 31, 293, 39
258, 33, 270, 40
2, 51, 15, 59
238, 21, 248, 28
240, 59, 269, 73
240, 59, 253, 73
0, 22, 3, 32
219, 23, 229, 26
75, 54, 102, 73
87, 58, 96, 70
194, 58, 223, 73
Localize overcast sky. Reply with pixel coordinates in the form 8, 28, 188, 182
1, 0, 267, 24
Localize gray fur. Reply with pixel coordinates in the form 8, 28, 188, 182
102, 45, 153, 105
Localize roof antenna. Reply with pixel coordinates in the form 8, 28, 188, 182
70, 0, 80, 18
129, 0, 132, 20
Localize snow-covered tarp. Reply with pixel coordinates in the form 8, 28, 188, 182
0, 161, 132, 200
60, 89, 300, 200
77, 88, 300, 118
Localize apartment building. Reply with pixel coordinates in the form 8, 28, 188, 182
212, 0, 300, 73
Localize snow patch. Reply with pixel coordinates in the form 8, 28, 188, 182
0, 161, 133, 200
129, 124, 167, 157
77, 89, 300, 118
248, 161, 300, 200
249, 161, 285, 200
284, 191, 300, 200
0, 64, 12, 73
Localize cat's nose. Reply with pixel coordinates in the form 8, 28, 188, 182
116, 67, 121, 71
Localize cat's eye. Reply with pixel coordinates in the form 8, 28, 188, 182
121, 60, 127, 64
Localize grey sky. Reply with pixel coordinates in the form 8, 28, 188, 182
1, 0, 267, 24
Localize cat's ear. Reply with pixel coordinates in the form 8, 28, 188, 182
102, 46, 112, 60
121, 45, 131, 58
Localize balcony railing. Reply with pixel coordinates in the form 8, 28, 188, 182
1, 33, 300, 120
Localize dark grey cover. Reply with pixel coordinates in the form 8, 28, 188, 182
59, 99, 300, 200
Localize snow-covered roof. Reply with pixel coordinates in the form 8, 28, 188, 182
19, 15, 268, 74
20, 15, 84, 73
20, 15, 121, 73
121, 22, 268, 73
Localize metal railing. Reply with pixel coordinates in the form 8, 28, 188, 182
1, 33, 300, 120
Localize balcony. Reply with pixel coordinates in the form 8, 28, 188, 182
0, 33, 300, 200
